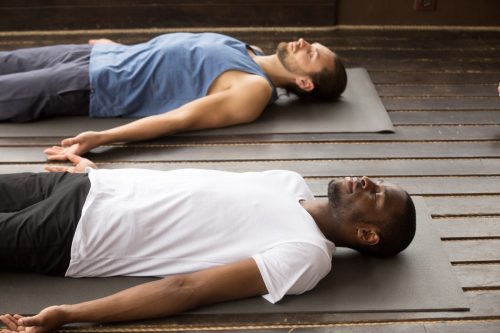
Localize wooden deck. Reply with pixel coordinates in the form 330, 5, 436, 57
1, 27, 499, 332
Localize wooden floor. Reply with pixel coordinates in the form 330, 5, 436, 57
1, 27, 499, 332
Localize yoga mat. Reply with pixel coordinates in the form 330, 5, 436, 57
0, 197, 468, 315
0, 68, 394, 137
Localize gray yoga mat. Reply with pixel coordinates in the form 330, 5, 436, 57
0, 197, 468, 315
0, 68, 393, 137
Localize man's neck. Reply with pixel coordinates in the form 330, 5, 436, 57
301, 199, 353, 248
253, 55, 295, 88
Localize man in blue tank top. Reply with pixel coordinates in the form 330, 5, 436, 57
0, 33, 347, 159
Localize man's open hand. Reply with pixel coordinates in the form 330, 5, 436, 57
44, 131, 101, 161
0, 306, 66, 333
44, 153, 97, 173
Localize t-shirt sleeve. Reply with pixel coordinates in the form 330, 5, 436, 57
252, 242, 332, 304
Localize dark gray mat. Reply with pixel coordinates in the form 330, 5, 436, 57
0, 197, 468, 315
0, 68, 393, 137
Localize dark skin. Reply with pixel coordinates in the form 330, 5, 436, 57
302, 176, 408, 248
0, 155, 408, 333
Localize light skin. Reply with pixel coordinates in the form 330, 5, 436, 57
0, 154, 407, 333
43, 37, 336, 161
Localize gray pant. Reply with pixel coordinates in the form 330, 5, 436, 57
0, 44, 92, 122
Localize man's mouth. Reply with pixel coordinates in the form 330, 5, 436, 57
345, 176, 361, 194
344, 177, 353, 193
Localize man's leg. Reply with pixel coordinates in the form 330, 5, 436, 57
0, 65, 90, 122
0, 172, 77, 212
0, 45, 91, 122
0, 172, 91, 275
0, 44, 90, 75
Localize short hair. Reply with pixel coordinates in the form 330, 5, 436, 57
356, 192, 416, 257
287, 52, 348, 101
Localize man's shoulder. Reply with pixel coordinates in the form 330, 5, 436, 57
232, 73, 272, 96
259, 170, 305, 182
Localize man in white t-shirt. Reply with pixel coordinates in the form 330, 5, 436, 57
0, 154, 416, 333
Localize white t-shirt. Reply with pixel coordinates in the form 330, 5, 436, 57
66, 168, 335, 303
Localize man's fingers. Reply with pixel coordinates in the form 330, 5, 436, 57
46, 154, 69, 161
0, 314, 11, 327
0, 314, 18, 330
17, 315, 39, 328
44, 165, 69, 172
61, 137, 77, 147
43, 146, 65, 154
65, 153, 82, 164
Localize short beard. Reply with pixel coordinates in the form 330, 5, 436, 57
327, 179, 351, 224
327, 179, 342, 209
276, 42, 293, 72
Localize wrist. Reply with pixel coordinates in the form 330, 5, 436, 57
98, 129, 122, 145
58, 304, 75, 324
94, 131, 109, 146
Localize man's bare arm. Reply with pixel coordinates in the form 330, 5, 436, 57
0, 258, 267, 333
44, 75, 272, 160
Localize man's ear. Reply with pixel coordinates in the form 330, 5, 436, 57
356, 225, 380, 246
295, 77, 314, 92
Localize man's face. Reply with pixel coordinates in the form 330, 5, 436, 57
276, 38, 335, 77
328, 176, 408, 228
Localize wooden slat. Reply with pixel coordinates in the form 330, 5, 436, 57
344, 58, 500, 72
426, 196, 500, 216
212, 320, 500, 333
340, 49, 500, 60
376, 84, 499, 97
389, 111, 500, 125
1, 142, 498, 163
433, 218, 500, 239
454, 264, 500, 289
383, 98, 500, 111
2, 159, 499, 176
444, 240, 500, 262
142, 320, 500, 332
370, 72, 500, 85
45, 317, 500, 332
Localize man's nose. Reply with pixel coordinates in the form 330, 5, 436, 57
298, 38, 309, 49
361, 176, 376, 191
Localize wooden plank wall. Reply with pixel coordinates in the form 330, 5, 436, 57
337, 0, 500, 26
0, 28, 499, 331
0, 0, 335, 30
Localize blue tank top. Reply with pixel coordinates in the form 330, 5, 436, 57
88, 33, 277, 117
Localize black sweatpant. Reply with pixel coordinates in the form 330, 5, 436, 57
0, 44, 92, 122
0, 172, 90, 276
